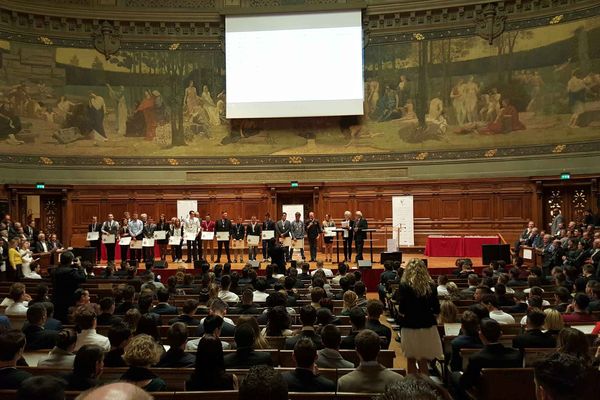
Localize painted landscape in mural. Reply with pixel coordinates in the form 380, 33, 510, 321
0, 17, 599, 158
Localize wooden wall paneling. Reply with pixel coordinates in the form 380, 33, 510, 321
439, 198, 461, 220
471, 196, 492, 220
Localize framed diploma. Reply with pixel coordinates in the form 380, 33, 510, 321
153, 231, 167, 240
282, 237, 292, 247
184, 232, 197, 241
142, 238, 155, 247
102, 234, 116, 244
87, 231, 99, 241
231, 239, 244, 249
292, 238, 304, 249
247, 235, 260, 246
324, 227, 336, 237
119, 237, 132, 246
129, 239, 142, 249
169, 236, 182, 245
261, 230, 275, 240
201, 231, 215, 241
216, 231, 230, 241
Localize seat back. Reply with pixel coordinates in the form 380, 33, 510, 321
478, 368, 536, 400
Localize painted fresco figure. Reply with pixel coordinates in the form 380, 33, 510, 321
450, 79, 465, 125
87, 92, 107, 141
136, 90, 157, 141
201, 85, 220, 126
481, 99, 525, 134
106, 84, 128, 136
567, 70, 587, 127
184, 81, 200, 117
463, 76, 479, 123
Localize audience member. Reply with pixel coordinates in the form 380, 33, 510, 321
481, 294, 515, 324
76, 382, 153, 400
316, 324, 354, 368
562, 293, 594, 323
157, 322, 196, 367
104, 323, 131, 367
264, 306, 293, 337
543, 308, 565, 336
239, 365, 288, 400
52, 251, 86, 323
224, 323, 272, 368
338, 329, 403, 392
4, 283, 28, 316
284, 305, 322, 349
533, 352, 586, 400
281, 338, 336, 392
22, 303, 58, 350
340, 306, 367, 349
121, 334, 167, 391
0, 330, 31, 389
38, 328, 77, 368
64, 344, 104, 390
17, 376, 65, 400
556, 327, 592, 366
377, 374, 452, 400
97, 297, 123, 326
74, 305, 111, 352
366, 299, 392, 349
437, 300, 459, 325
449, 311, 483, 372
187, 335, 238, 391
197, 298, 236, 336
151, 288, 178, 315
512, 310, 556, 349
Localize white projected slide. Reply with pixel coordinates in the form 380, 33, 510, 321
226, 11, 364, 118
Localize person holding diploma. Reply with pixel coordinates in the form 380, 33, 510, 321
101, 214, 119, 267
322, 214, 335, 263
143, 216, 157, 265
262, 213, 275, 261
290, 212, 305, 261
246, 215, 262, 261
88, 216, 102, 263
231, 217, 245, 263
183, 210, 200, 264
201, 214, 215, 262
342, 211, 355, 263
128, 213, 144, 264
169, 218, 183, 263
354, 211, 368, 262
215, 211, 232, 263
305, 212, 322, 263
276, 212, 291, 261
119, 217, 130, 265
155, 214, 169, 262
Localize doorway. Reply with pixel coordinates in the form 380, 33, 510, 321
276, 191, 314, 221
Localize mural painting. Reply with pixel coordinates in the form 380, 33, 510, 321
0, 16, 599, 159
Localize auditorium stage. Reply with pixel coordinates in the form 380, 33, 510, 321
94, 254, 484, 292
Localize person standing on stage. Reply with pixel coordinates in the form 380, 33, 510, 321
201, 214, 215, 262
262, 213, 275, 261
322, 214, 335, 263
119, 217, 130, 265
276, 212, 291, 261
155, 214, 170, 262
127, 213, 144, 265
305, 212, 322, 263
231, 217, 245, 263
143, 216, 156, 265
169, 218, 183, 263
246, 215, 262, 262
341, 211, 354, 262
354, 211, 368, 262
215, 211, 232, 263
183, 211, 200, 264
101, 214, 119, 267
290, 212, 305, 261
87, 216, 102, 264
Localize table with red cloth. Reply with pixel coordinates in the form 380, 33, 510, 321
424, 235, 500, 257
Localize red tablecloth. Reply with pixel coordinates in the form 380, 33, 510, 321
424, 236, 463, 257
424, 235, 500, 257
462, 236, 500, 258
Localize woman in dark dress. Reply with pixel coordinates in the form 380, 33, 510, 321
64, 344, 104, 391
121, 334, 167, 392
186, 335, 238, 391
155, 214, 170, 261
395, 258, 443, 374
322, 214, 335, 262
119, 218, 130, 266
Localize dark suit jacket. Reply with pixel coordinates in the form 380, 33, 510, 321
97, 313, 123, 326
284, 329, 323, 350
354, 218, 368, 242
459, 343, 522, 390
276, 220, 291, 237
282, 368, 336, 392
168, 314, 201, 326
512, 329, 556, 349
340, 330, 360, 350
88, 223, 102, 240
51, 265, 87, 322
22, 324, 59, 350
197, 320, 236, 337
305, 220, 322, 239
104, 348, 127, 368
0, 368, 32, 389
366, 319, 391, 349
33, 240, 51, 254
156, 347, 196, 368
246, 223, 262, 237
45, 318, 63, 331
231, 223, 245, 240
342, 219, 355, 241
152, 303, 178, 315
223, 347, 273, 368
215, 219, 232, 233
450, 334, 483, 371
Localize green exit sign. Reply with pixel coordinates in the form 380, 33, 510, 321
560, 172, 571, 180
291, 181, 299, 188
35, 183, 45, 189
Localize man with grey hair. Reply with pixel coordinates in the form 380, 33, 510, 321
342, 211, 355, 262
76, 382, 153, 400
354, 211, 368, 262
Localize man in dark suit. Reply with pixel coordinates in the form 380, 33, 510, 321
156, 323, 196, 368
340, 306, 367, 350
0, 330, 32, 389
88, 216, 102, 263
305, 212, 322, 262
282, 338, 336, 392
96, 297, 123, 326
101, 214, 119, 267
168, 299, 201, 326
365, 300, 391, 349
197, 298, 236, 337
456, 318, 522, 394
285, 305, 323, 350
450, 311, 483, 372
512, 310, 556, 349
246, 215, 262, 262
353, 211, 368, 262
549, 208, 564, 237
224, 324, 272, 368
215, 211, 232, 263
33, 232, 50, 254
22, 304, 59, 350
51, 251, 86, 323
151, 288, 178, 315
261, 213, 276, 261
275, 213, 291, 261
341, 211, 355, 263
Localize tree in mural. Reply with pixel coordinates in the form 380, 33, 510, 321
69, 54, 80, 67
430, 37, 475, 105
496, 30, 533, 82
91, 56, 104, 70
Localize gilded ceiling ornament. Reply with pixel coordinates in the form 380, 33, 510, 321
415, 152, 428, 160
484, 149, 497, 157
168, 158, 179, 166
92, 21, 121, 60
39, 157, 53, 165
552, 144, 566, 153
549, 15, 564, 25
103, 158, 115, 165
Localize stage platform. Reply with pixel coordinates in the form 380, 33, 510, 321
94, 253, 484, 292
